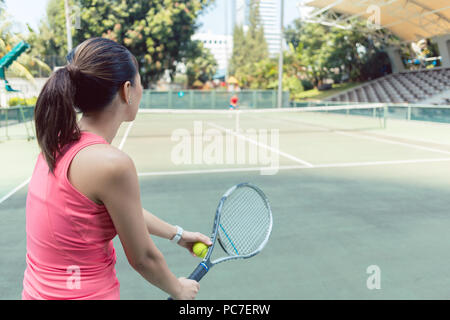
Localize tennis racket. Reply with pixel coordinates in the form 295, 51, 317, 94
169, 182, 273, 299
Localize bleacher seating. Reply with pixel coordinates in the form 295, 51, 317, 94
327, 67, 450, 105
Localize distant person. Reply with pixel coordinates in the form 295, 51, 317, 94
22, 37, 211, 300
229, 94, 239, 110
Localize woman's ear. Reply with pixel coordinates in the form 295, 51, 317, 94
120, 81, 132, 104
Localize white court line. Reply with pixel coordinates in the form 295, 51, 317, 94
363, 131, 450, 147
311, 157, 450, 168
118, 121, 134, 150
139, 166, 273, 176
207, 121, 314, 167
335, 131, 450, 155
0, 177, 31, 205
137, 157, 450, 177
386, 116, 450, 128
258, 114, 450, 155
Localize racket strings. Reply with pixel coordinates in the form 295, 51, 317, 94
222, 193, 269, 254
218, 186, 272, 256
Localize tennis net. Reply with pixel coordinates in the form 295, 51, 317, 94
124, 104, 387, 138
387, 104, 450, 123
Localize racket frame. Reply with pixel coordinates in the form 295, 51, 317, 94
188, 182, 273, 280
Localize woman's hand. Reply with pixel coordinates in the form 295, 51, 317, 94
173, 277, 200, 300
178, 231, 212, 257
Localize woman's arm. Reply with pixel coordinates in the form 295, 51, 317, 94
142, 208, 212, 256
95, 150, 199, 299
142, 208, 177, 239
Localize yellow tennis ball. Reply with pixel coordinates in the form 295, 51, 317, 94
192, 242, 208, 258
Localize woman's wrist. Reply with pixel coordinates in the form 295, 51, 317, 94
170, 225, 184, 243
171, 278, 183, 300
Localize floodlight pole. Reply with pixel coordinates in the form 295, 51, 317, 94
225, 0, 229, 81
277, 0, 284, 108
65, 0, 73, 52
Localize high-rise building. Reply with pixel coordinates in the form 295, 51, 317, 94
191, 32, 233, 74
235, 0, 250, 27
234, 0, 282, 57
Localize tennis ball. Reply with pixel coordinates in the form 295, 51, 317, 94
192, 242, 208, 258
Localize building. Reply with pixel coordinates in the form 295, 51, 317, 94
235, 0, 282, 57
191, 31, 233, 76
235, 0, 250, 27
258, 0, 280, 56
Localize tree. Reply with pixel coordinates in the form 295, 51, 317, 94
185, 41, 218, 88
73, 0, 214, 87
228, 24, 245, 76
229, 0, 269, 88
284, 19, 303, 50
26, 0, 73, 70
284, 18, 396, 86
293, 22, 331, 87
247, 50, 303, 98
227, 0, 303, 97
0, 9, 51, 81
246, 0, 268, 63
27, 0, 214, 87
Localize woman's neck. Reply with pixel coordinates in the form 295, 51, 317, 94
78, 109, 123, 144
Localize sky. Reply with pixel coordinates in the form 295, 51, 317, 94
4, 0, 302, 35
197, 0, 301, 34
4, 0, 48, 32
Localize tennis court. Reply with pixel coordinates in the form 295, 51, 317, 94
1, 103, 450, 299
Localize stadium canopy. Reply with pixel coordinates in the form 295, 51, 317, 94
301, 0, 450, 42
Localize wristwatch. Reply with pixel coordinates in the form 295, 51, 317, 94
171, 225, 184, 244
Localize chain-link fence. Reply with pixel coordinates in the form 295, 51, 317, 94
140, 90, 291, 109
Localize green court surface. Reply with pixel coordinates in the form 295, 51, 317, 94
1, 106, 450, 299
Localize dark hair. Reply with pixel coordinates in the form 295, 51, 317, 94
34, 37, 138, 173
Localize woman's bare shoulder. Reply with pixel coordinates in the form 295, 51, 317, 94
69, 144, 136, 204
76, 144, 135, 177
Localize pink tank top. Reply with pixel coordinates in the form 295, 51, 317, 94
22, 131, 120, 300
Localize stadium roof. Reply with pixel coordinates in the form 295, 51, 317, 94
302, 0, 450, 41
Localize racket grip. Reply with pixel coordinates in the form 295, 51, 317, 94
188, 262, 209, 281
167, 262, 209, 300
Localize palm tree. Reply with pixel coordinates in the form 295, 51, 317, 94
0, 9, 51, 86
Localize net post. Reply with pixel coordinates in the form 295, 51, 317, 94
5, 107, 8, 139
168, 89, 173, 109
19, 106, 32, 140
407, 104, 411, 121
383, 104, 388, 129
272, 90, 276, 108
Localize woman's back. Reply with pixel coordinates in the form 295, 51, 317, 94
24, 37, 204, 300
22, 131, 119, 300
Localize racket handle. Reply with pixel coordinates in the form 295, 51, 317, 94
188, 262, 209, 281
167, 262, 209, 300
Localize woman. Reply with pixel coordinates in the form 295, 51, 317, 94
22, 37, 211, 300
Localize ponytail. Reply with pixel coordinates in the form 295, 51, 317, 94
34, 67, 80, 173
34, 37, 138, 173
